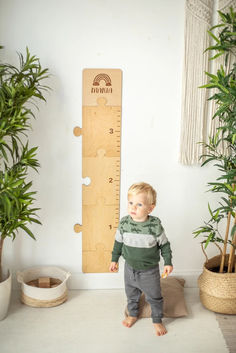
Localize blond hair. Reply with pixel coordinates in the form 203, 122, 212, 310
128, 182, 157, 206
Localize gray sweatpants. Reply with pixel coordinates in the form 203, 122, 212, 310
124, 262, 163, 323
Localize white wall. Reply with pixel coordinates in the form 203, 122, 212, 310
0, 0, 219, 288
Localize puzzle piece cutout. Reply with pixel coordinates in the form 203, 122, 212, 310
82, 98, 121, 158
82, 242, 112, 273
82, 149, 120, 205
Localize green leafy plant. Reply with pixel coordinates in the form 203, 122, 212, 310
0, 47, 50, 281
193, 7, 236, 273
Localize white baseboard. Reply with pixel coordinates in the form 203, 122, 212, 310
169, 270, 201, 288
68, 272, 124, 290
67, 270, 201, 290
12, 269, 202, 290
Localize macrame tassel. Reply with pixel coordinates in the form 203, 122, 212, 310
179, 0, 214, 165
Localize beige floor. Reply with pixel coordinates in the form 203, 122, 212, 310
0, 288, 230, 353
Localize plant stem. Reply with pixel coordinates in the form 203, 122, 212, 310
219, 211, 231, 273
228, 214, 236, 273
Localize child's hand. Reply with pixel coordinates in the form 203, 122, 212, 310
109, 262, 118, 272
161, 265, 173, 278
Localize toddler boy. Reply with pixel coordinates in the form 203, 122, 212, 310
109, 182, 173, 336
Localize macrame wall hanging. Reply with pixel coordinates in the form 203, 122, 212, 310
179, 0, 235, 165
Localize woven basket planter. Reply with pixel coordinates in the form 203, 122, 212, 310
198, 254, 236, 314
17, 266, 71, 308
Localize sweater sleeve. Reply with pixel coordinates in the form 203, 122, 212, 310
156, 224, 173, 266
111, 228, 123, 262
160, 240, 172, 266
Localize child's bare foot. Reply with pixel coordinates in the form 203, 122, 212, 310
153, 323, 167, 336
122, 316, 138, 328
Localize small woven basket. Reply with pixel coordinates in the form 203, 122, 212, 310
17, 266, 71, 308
21, 290, 68, 308
198, 250, 236, 314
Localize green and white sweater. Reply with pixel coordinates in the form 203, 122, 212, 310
111, 215, 172, 270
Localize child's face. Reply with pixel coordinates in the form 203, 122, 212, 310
127, 192, 155, 222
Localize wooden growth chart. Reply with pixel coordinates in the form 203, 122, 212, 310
74, 69, 122, 273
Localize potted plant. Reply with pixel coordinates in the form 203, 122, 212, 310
0, 47, 49, 319
193, 7, 236, 314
